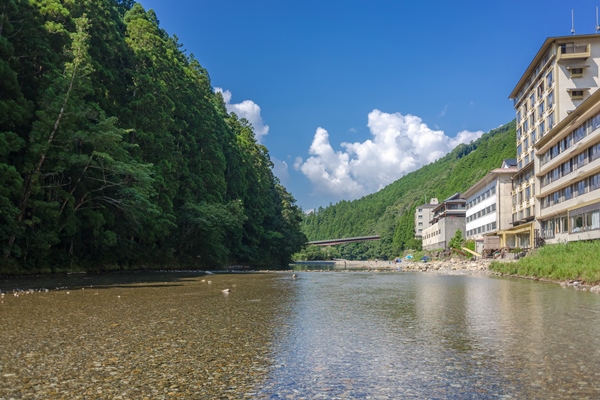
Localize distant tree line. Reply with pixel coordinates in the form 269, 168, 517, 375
0, 0, 305, 273
298, 122, 516, 261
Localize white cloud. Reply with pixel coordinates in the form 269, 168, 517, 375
214, 88, 269, 142
297, 109, 483, 201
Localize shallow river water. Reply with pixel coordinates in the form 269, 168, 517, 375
0, 271, 599, 399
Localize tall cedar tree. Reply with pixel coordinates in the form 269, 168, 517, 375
0, 1, 305, 272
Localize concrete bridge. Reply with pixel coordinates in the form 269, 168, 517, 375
306, 235, 381, 246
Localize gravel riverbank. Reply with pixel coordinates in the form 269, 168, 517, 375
314, 258, 600, 293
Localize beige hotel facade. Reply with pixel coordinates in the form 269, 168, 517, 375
499, 34, 600, 248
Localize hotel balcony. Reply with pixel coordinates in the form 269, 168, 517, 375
557, 43, 590, 61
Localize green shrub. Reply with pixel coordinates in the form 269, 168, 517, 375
489, 241, 600, 284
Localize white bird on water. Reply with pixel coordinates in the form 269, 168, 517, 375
221, 288, 231, 293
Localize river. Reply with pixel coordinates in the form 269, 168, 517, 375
0, 271, 599, 398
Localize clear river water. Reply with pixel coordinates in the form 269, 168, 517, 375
0, 270, 599, 399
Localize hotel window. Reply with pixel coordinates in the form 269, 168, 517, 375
538, 121, 545, 139
590, 173, 600, 191
530, 93, 535, 108
577, 180, 586, 196
551, 144, 559, 158
564, 185, 573, 200
590, 143, 600, 162
552, 191, 560, 205
563, 159, 572, 175
547, 70, 554, 86
417, 208, 423, 212
530, 113, 535, 126
517, 143, 523, 157
537, 82, 544, 97
569, 90, 584, 100
551, 167, 560, 182
418, 215, 423, 219
538, 101, 545, 117
570, 67, 584, 78
586, 119, 594, 135
575, 152, 586, 169
418, 222, 423, 226
594, 113, 600, 130
570, 208, 600, 233
565, 133, 572, 149
548, 112, 555, 129
517, 110, 521, 124
547, 90, 554, 108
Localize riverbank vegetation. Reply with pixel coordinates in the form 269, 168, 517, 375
489, 241, 600, 284
0, 1, 305, 274
301, 122, 516, 260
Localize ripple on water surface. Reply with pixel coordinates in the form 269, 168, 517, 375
0, 271, 599, 398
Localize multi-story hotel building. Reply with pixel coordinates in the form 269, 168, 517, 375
535, 89, 600, 243
464, 160, 517, 252
422, 193, 466, 250
414, 198, 438, 239
502, 34, 600, 248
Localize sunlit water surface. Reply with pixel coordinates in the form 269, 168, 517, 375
0, 271, 599, 398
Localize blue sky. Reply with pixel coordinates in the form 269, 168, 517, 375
138, 0, 599, 211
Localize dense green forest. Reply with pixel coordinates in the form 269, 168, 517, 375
0, 0, 305, 273
298, 122, 516, 260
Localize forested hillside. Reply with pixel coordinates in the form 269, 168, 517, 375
300, 122, 516, 260
0, 0, 305, 273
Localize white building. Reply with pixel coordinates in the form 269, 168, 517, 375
414, 198, 438, 239
464, 160, 517, 246
422, 193, 466, 250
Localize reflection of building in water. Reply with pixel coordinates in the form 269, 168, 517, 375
414, 276, 475, 351
464, 277, 501, 336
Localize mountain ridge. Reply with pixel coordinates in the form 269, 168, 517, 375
300, 121, 517, 260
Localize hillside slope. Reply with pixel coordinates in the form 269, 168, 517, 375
0, 1, 305, 272
301, 121, 516, 260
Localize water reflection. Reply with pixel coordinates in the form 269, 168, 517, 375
262, 272, 600, 399
0, 271, 599, 398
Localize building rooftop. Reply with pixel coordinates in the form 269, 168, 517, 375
463, 166, 517, 199
509, 33, 600, 99
502, 158, 517, 168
